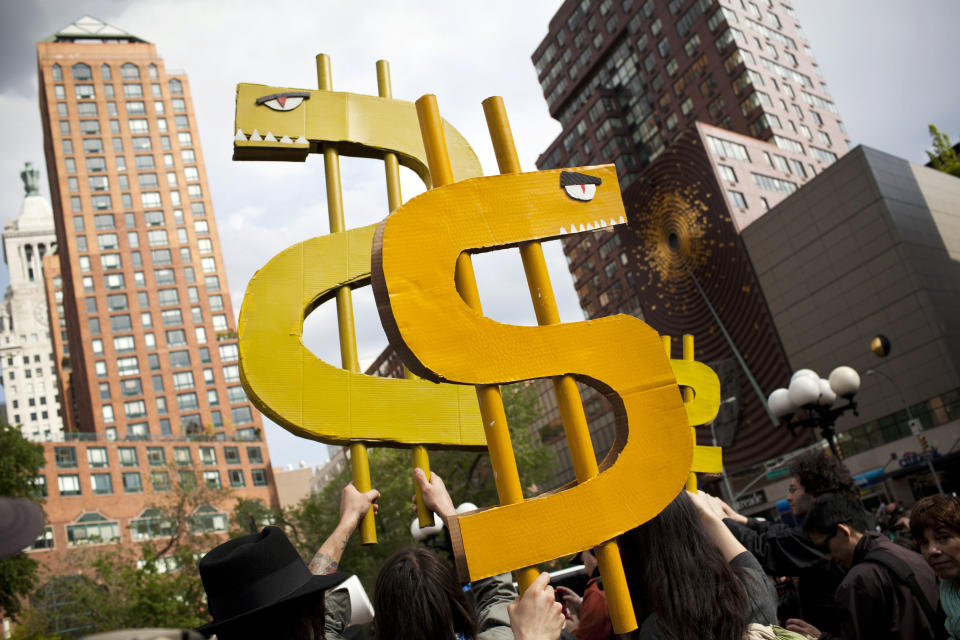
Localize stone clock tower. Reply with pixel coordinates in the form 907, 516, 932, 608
0, 162, 64, 440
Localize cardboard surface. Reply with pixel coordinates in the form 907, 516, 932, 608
371, 165, 722, 580
236, 82, 486, 449
234, 83, 481, 184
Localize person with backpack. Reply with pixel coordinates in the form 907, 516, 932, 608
786, 492, 944, 640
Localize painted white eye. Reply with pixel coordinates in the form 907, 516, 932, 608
564, 183, 597, 201
262, 96, 304, 112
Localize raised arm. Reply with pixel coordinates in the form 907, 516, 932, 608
308, 482, 380, 574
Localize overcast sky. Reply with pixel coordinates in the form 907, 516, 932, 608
1, 0, 958, 471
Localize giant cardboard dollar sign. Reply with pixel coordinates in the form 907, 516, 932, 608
372, 164, 722, 579
236, 81, 488, 448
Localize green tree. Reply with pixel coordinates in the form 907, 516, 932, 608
286, 382, 555, 590
0, 422, 45, 621
926, 124, 960, 177
12, 467, 227, 637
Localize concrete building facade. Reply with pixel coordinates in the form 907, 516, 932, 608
1, 164, 65, 441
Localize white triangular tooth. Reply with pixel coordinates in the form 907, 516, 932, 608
279, 135, 293, 144
265, 131, 277, 142
579, 224, 585, 232
295, 136, 308, 145
586, 222, 593, 230
235, 129, 247, 141
560, 226, 568, 235
618, 216, 625, 224
610, 219, 618, 227
593, 220, 601, 228
249, 129, 262, 141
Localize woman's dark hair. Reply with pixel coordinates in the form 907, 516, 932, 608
373, 547, 476, 640
618, 491, 749, 640
789, 450, 857, 498
910, 494, 960, 540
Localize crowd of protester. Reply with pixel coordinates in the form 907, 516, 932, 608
188, 450, 960, 640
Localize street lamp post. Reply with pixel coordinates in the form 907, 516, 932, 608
767, 366, 862, 459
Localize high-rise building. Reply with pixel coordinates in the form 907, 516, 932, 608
0, 163, 65, 441
527, 0, 857, 476
533, 0, 849, 189
19, 16, 278, 566
37, 16, 255, 444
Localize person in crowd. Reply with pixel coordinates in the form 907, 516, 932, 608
716, 451, 853, 632
556, 549, 614, 640
196, 483, 379, 639
911, 494, 960, 639
199, 475, 565, 640
786, 492, 942, 640
618, 490, 778, 640
405, 467, 566, 640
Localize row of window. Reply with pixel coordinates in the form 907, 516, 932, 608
66, 150, 198, 176
51, 62, 180, 89
54, 444, 263, 469
61, 131, 193, 157
30, 507, 232, 553
68, 167, 200, 193
49, 467, 266, 499
100, 401, 254, 427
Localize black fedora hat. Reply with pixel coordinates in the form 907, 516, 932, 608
197, 526, 348, 634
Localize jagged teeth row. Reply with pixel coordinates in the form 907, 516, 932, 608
559, 216, 625, 235
235, 129, 308, 145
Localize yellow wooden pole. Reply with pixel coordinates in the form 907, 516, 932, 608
317, 54, 376, 544
375, 59, 434, 528
415, 94, 539, 592
683, 334, 698, 493
482, 96, 637, 634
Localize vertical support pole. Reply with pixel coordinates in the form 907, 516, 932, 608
375, 59, 434, 528
317, 53, 376, 544
415, 94, 540, 594
481, 95, 637, 634
683, 334, 698, 492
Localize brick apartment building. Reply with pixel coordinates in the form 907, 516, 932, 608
8, 16, 280, 574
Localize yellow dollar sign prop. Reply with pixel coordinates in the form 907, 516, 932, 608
662, 334, 724, 494
372, 96, 721, 634
235, 56, 486, 544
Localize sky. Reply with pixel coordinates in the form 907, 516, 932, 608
0, 0, 958, 471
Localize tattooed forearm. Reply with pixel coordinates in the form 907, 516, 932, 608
309, 529, 351, 574
309, 551, 338, 574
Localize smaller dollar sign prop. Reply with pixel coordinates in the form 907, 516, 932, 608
236, 56, 488, 544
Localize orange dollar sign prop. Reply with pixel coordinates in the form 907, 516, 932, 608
372, 104, 721, 633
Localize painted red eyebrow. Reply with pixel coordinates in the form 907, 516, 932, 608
255, 91, 311, 105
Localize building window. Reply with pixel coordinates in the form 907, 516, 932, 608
91, 473, 113, 495
727, 190, 747, 208
58, 474, 81, 496
67, 513, 119, 545
717, 164, 737, 183
55, 446, 77, 468
122, 472, 143, 493
202, 471, 221, 490
151, 471, 171, 492
251, 469, 268, 486
30, 527, 55, 550
200, 447, 216, 466
247, 447, 263, 464
118, 447, 138, 467
228, 469, 245, 488
87, 447, 108, 468
131, 508, 173, 540
174, 447, 192, 466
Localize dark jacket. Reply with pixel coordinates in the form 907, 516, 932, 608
724, 518, 845, 633
821, 533, 941, 640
